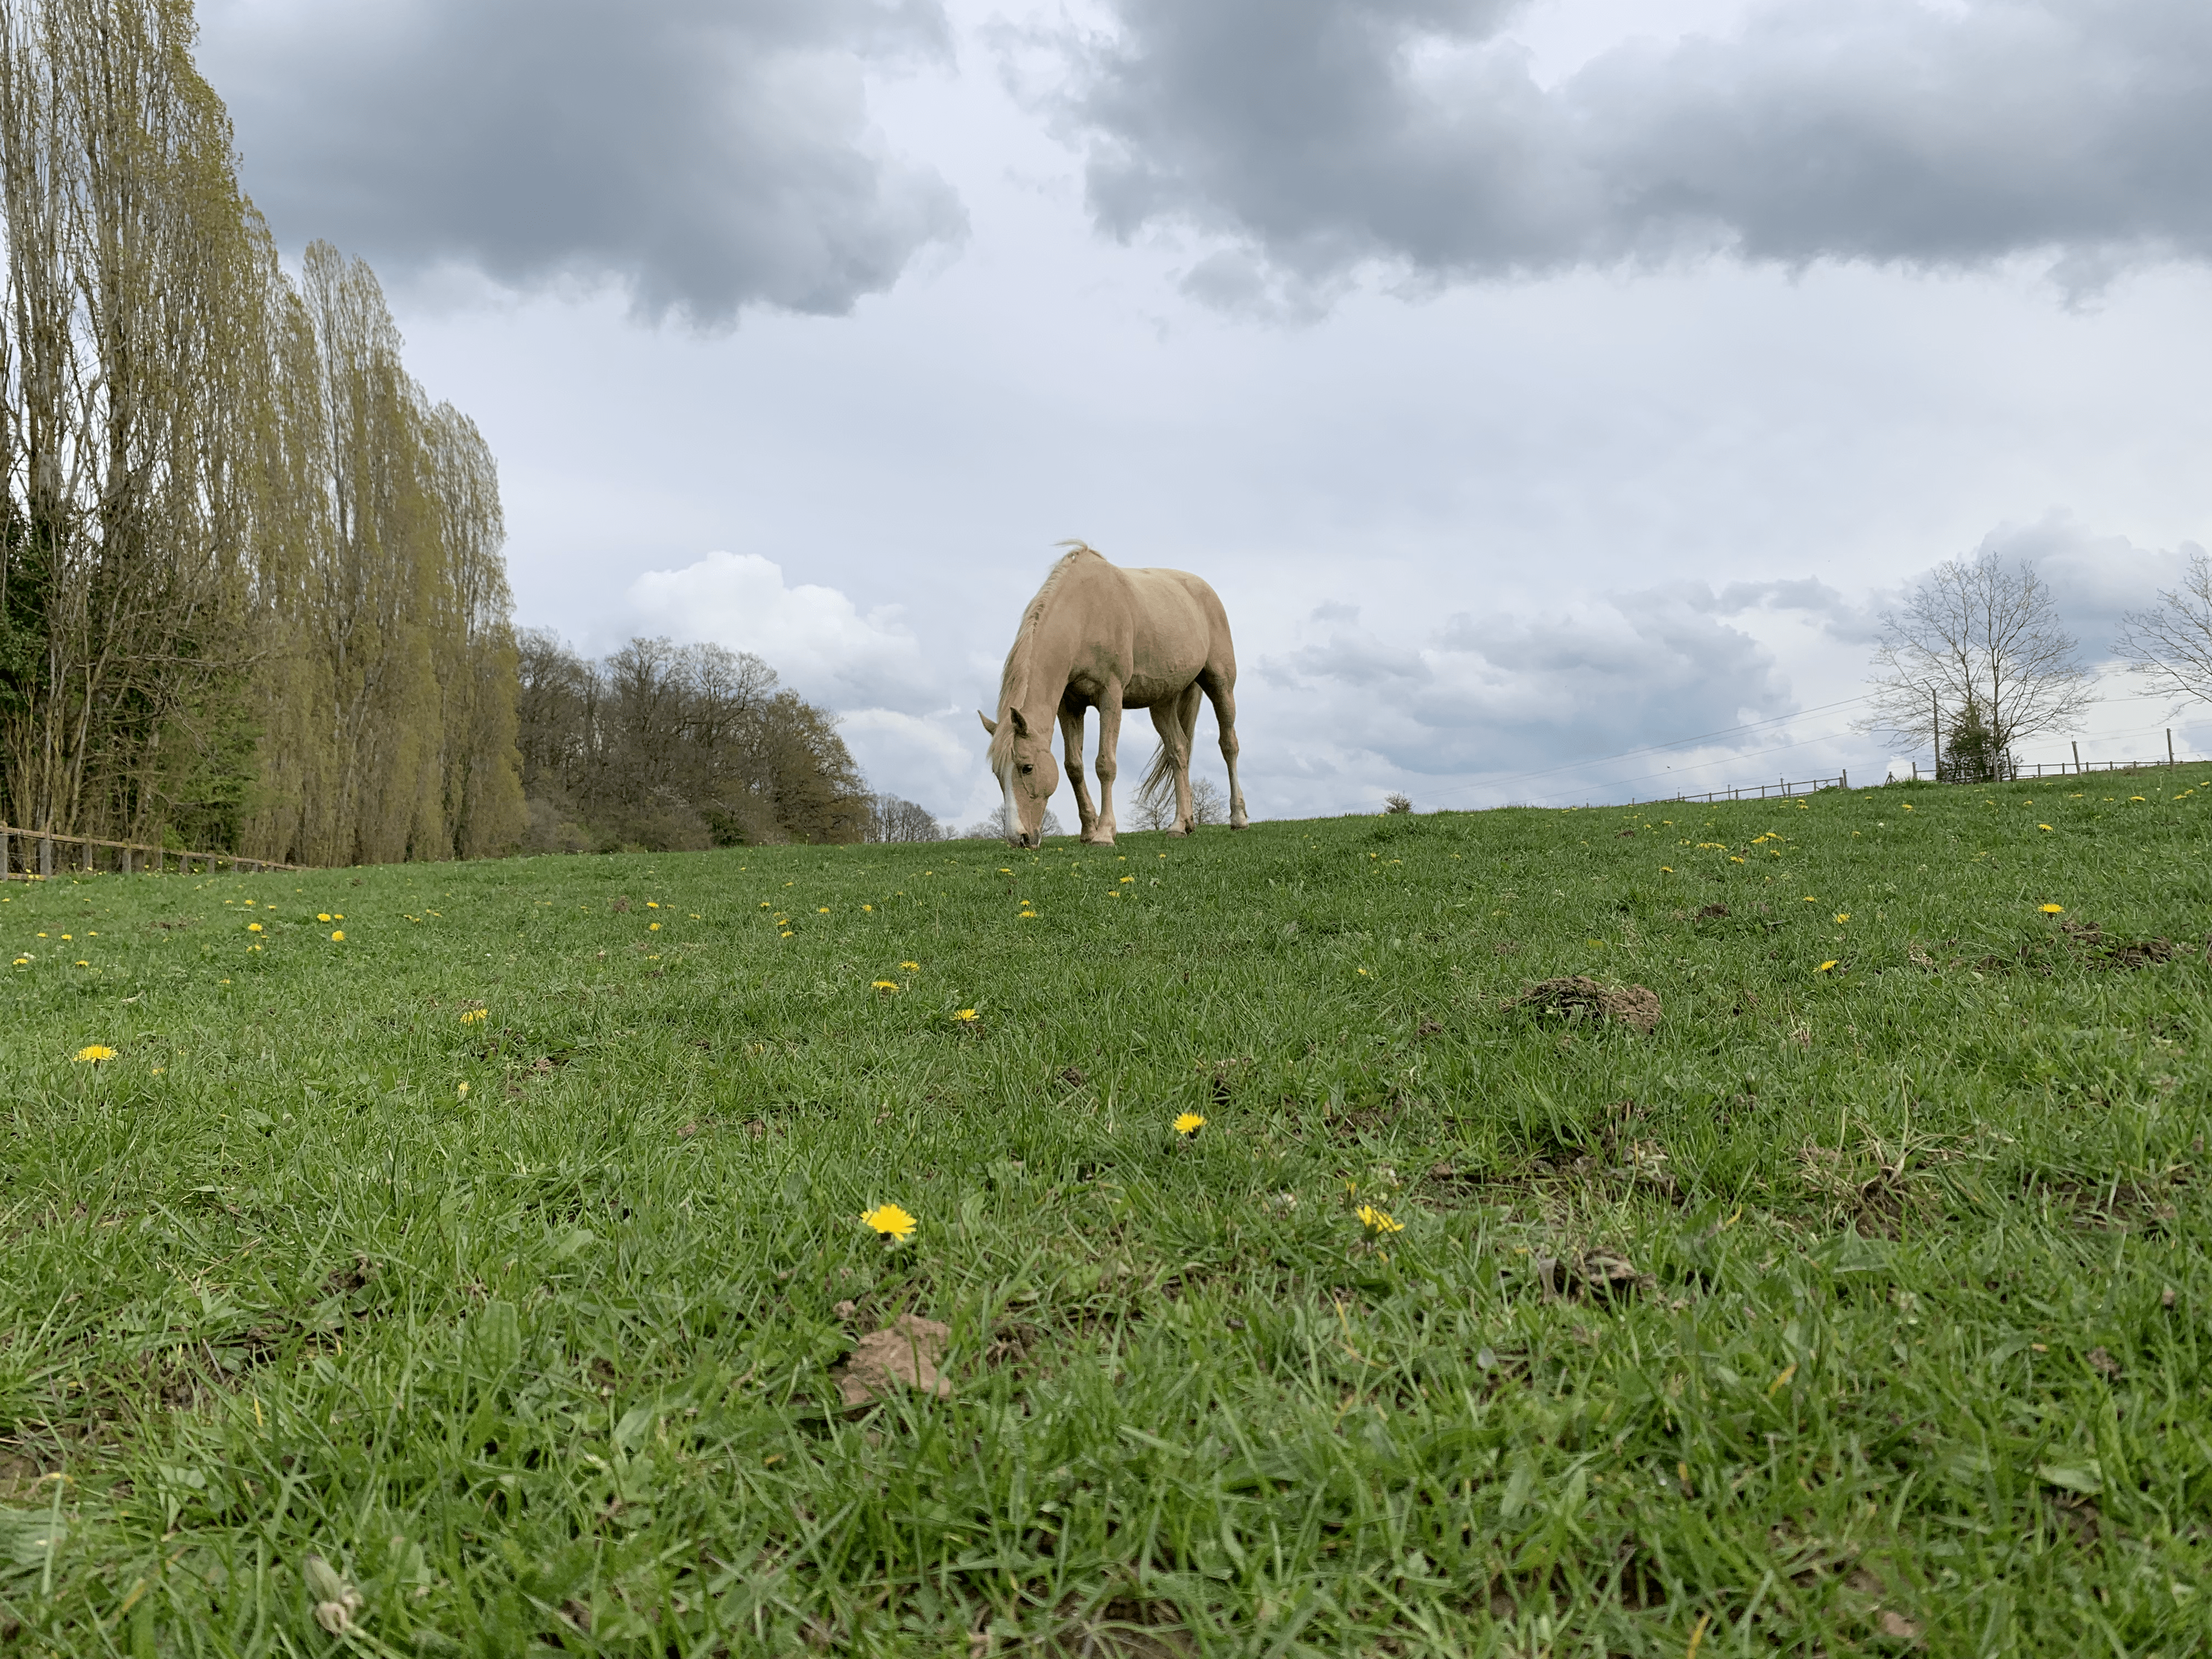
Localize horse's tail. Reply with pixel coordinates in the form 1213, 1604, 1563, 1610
1138, 739, 1178, 810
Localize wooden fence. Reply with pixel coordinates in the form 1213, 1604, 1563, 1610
0, 824, 301, 880
1631, 773, 1847, 806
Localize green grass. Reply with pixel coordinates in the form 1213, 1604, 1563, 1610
4, 773, 2211, 1656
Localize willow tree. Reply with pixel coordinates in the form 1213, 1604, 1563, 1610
0, 0, 271, 845
240, 243, 523, 865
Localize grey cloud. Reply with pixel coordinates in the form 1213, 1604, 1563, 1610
1944, 515, 2202, 663
200, 0, 966, 325
1274, 585, 1789, 777
1056, 0, 2212, 303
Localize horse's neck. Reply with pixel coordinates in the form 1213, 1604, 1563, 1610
1004, 601, 1079, 720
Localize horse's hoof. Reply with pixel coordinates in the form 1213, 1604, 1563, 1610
1229, 816, 1249, 830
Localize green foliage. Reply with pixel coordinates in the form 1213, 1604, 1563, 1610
3, 776, 2209, 1652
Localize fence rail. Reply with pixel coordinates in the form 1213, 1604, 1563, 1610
1631, 773, 1847, 806
0, 823, 301, 880
1906, 753, 2206, 783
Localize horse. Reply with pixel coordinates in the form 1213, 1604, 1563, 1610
978, 542, 1247, 848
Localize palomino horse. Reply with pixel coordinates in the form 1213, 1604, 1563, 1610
979, 543, 1248, 848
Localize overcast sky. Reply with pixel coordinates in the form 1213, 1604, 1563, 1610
198, 0, 2212, 826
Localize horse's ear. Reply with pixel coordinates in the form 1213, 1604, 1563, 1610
977, 710, 997, 737
1009, 707, 1031, 738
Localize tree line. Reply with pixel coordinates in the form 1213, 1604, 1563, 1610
0, 0, 519, 862
0, 1, 876, 864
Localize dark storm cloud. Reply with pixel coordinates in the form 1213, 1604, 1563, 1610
1055, 0, 2212, 303
200, 0, 966, 325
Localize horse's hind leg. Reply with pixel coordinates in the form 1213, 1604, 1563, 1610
1058, 700, 1098, 839
1201, 668, 1248, 829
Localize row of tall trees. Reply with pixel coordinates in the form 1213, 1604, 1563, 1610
0, 0, 522, 862
515, 632, 870, 850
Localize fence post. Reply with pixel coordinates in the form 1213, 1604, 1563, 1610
2072, 740, 2080, 773
0, 826, 8, 878
2169, 729, 2175, 770
39, 834, 53, 878
153, 845, 163, 873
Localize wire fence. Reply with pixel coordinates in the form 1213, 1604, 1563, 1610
0, 825, 301, 881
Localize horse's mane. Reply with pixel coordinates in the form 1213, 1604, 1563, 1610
989, 541, 1097, 770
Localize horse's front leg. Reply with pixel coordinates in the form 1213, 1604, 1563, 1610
1090, 685, 1125, 844
1058, 702, 1098, 839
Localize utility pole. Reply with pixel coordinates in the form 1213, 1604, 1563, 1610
2072, 740, 2080, 774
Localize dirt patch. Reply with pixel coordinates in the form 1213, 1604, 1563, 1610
1533, 1250, 1652, 1304
832, 1314, 952, 1408
1509, 977, 1661, 1035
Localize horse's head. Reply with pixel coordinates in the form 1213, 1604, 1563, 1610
978, 707, 1059, 847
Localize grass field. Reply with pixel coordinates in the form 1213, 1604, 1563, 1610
4, 774, 2211, 1656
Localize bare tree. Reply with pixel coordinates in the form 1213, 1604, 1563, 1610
1189, 777, 1227, 825
2115, 551, 2212, 714
866, 795, 943, 842
1858, 551, 2094, 775
960, 805, 1062, 840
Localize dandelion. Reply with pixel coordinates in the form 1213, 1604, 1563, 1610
1729, 856, 1745, 865
10, 956, 26, 967
646, 901, 658, 909
1356, 1204, 1403, 1237
317, 913, 331, 922
760, 901, 771, 909
2038, 823, 2053, 831
1175, 1112, 1205, 1138
1119, 876, 1134, 883
456, 1082, 469, 1098
247, 922, 263, 933
1660, 866, 1674, 873
862, 1203, 917, 1244
900, 961, 919, 970
2131, 796, 2146, 803
1816, 960, 1838, 973
871, 980, 899, 992
330, 930, 345, 941
649, 922, 661, 931
817, 907, 830, 914
953, 1008, 978, 1022
2040, 904, 2064, 914
1833, 912, 1850, 923
780, 930, 793, 939
74, 1045, 116, 1063
459, 1008, 488, 1024
862, 904, 873, 912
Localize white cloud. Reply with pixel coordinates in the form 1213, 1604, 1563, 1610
623, 550, 938, 708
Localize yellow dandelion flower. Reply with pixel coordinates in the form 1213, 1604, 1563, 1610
900, 961, 919, 970
1833, 912, 1850, 923
330, 930, 345, 941
2040, 903, 2064, 914
1729, 856, 1746, 865
74, 1045, 116, 1063
1174, 1112, 1205, 1138
2131, 795, 2146, 802
460, 1008, 488, 1023
456, 1081, 469, 1097
780, 930, 793, 938
760, 901, 771, 908
649, 922, 661, 931
862, 1203, 916, 1243
953, 1008, 978, 1022
817, 907, 829, 914
1901, 803, 1914, 811
1816, 960, 1838, 973
1119, 875, 1134, 883
59, 933, 70, 940
2038, 823, 2053, 831
1356, 1204, 1403, 1237
317, 913, 331, 922
1660, 866, 1674, 873
247, 922, 263, 932
11, 957, 26, 967
871, 980, 899, 992
862, 904, 873, 912
647, 901, 658, 909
